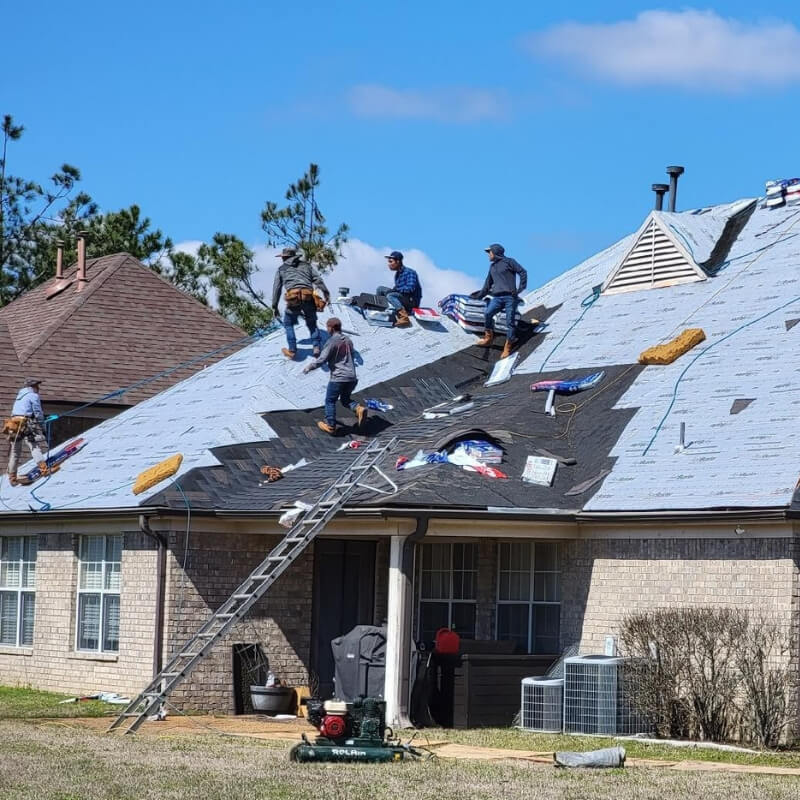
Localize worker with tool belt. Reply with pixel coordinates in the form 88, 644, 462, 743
376, 251, 422, 327
272, 247, 331, 360
472, 243, 527, 358
3, 378, 55, 487
303, 317, 368, 435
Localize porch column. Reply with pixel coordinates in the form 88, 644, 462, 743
384, 534, 411, 728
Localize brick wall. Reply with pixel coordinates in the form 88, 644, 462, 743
0, 530, 156, 697
164, 531, 315, 713
561, 535, 798, 656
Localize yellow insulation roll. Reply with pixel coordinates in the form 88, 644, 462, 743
638, 328, 706, 365
133, 453, 183, 495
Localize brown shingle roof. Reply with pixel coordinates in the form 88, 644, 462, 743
0, 319, 25, 416
0, 253, 247, 406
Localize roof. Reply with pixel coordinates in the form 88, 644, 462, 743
2, 194, 800, 518
0, 253, 246, 405
0, 319, 25, 419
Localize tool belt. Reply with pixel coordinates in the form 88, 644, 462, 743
2, 415, 28, 437
284, 287, 315, 309
312, 292, 327, 312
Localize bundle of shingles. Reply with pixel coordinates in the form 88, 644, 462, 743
438, 294, 520, 336
764, 178, 800, 209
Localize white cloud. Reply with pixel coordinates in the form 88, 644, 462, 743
347, 84, 510, 122
250, 238, 480, 306
525, 10, 800, 91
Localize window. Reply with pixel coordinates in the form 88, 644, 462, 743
497, 542, 560, 654
418, 542, 477, 640
76, 535, 122, 653
0, 536, 37, 647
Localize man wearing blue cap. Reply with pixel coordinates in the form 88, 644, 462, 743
471, 243, 527, 358
376, 251, 422, 328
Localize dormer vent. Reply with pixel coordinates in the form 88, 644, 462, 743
603, 214, 705, 295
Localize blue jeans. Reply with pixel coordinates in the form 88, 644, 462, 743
283, 300, 320, 352
485, 294, 517, 340
325, 380, 359, 425
377, 285, 413, 318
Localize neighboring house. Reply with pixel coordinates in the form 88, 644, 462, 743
0, 250, 247, 472
1, 193, 799, 732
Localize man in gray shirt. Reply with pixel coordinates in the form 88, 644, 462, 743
4, 378, 52, 486
272, 247, 331, 359
303, 317, 367, 434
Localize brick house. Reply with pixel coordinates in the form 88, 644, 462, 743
0, 248, 247, 471
0, 193, 798, 731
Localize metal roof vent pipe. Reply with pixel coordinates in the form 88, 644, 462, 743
76, 231, 88, 288
666, 165, 685, 212
652, 184, 669, 211
55, 239, 65, 280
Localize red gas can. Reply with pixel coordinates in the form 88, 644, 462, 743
434, 627, 460, 655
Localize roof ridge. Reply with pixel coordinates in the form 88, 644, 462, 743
127, 258, 245, 335
17, 254, 127, 362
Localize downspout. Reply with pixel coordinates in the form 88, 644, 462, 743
139, 514, 167, 678
384, 514, 428, 729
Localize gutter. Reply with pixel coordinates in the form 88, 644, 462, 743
139, 514, 167, 678
577, 507, 788, 523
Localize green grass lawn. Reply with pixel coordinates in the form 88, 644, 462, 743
2, 719, 800, 800
420, 726, 800, 768
0, 686, 114, 719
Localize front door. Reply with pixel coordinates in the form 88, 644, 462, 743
311, 539, 376, 698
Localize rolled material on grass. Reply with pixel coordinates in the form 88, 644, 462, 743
639, 328, 705, 365
554, 746, 626, 768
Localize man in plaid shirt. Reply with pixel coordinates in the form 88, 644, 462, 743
376, 251, 422, 327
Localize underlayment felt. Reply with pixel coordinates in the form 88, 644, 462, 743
3, 199, 800, 514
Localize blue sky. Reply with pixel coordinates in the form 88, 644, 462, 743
4, 1, 800, 297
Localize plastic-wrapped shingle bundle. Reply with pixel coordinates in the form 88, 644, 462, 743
454, 439, 504, 464
765, 179, 788, 209
786, 178, 800, 206
438, 294, 521, 335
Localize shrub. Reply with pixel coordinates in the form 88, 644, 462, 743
619, 607, 795, 746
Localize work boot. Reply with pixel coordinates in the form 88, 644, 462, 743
317, 421, 336, 435
281, 348, 297, 360
501, 339, 516, 359
38, 461, 59, 477
354, 404, 368, 427
394, 308, 411, 327
7, 473, 18, 487
477, 330, 494, 347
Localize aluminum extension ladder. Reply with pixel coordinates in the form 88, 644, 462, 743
108, 437, 398, 734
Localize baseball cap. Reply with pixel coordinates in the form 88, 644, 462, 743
384, 251, 404, 261
484, 243, 505, 256
25, 378, 42, 387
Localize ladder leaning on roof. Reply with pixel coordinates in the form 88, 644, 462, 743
108, 437, 398, 735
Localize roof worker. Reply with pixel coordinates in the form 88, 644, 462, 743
376, 250, 422, 328
3, 378, 54, 487
302, 317, 368, 435
471, 243, 527, 358
271, 247, 331, 360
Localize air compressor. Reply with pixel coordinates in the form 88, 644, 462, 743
289, 697, 424, 763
